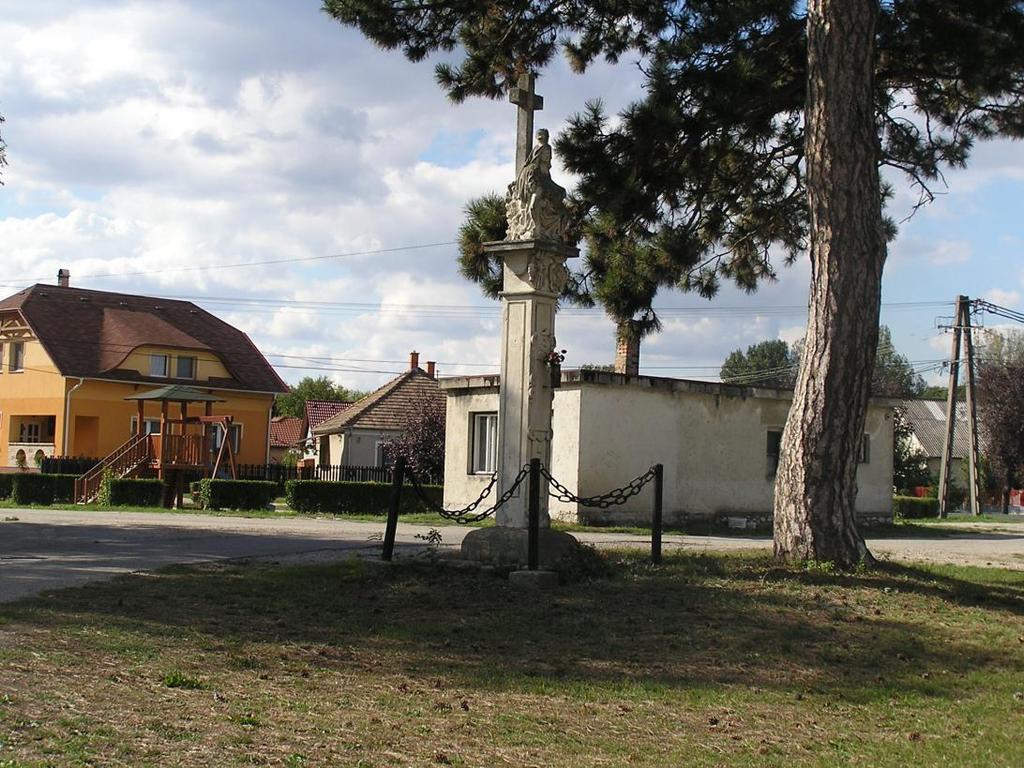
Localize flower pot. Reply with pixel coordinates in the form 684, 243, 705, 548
549, 363, 561, 389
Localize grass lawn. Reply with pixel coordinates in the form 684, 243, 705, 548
1, 551, 1022, 767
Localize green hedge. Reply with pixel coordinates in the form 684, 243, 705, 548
0, 474, 13, 500
105, 478, 166, 507
893, 495, 940, 520
199, 479, 277, 511
11, 474, 55, 505
47, 474, 78, 503
285, 480, 443, 515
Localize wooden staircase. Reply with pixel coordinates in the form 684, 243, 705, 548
74, 434, 152, 504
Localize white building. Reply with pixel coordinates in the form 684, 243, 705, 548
441, 369, 896, 528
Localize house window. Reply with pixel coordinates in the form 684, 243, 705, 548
0, 342, 4, 373
859, 434, 871, 464
19, 422, 41, 443
210, 423, 243, 454
10, 342, 24, 372
470, 412, 498, 474
149, 354, 169, 377
130, 417, 162, 436
176, 356, 196, 379
375, 440, 387, 468
766, 429, 783, 478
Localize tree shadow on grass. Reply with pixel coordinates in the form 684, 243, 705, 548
1, 551, 1021, 706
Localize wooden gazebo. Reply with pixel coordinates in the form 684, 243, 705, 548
75, 385, 239, 506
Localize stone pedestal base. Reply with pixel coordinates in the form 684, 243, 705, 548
508, 569, 559, 590
461, 526, 579, 568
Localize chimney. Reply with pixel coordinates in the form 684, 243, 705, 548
57, 268, 70, 288
426, 361, 436, 378
409, 350, 420, 370
614, 324, 641, 376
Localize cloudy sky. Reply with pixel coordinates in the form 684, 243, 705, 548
2, 1, 1022, 392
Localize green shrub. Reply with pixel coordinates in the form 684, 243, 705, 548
107, 479, 165, 507
45, 474, 79, 503
11, 474, 55, 505
0, 474, 13, 500
284, 480, 443, 515
893, 495, 940, 520
199, 479, 277, 511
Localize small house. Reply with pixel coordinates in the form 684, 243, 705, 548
441, 369, 896, 528
311, 352, 444, 468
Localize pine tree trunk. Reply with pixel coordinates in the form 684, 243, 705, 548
773, 0, 885, 567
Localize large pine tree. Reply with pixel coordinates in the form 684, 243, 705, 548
324, 0, 1024, 564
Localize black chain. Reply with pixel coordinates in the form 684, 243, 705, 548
540, 465, 658, 508
405, 464, 530, 524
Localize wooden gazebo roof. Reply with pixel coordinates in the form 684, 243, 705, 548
125, 385, 226, 403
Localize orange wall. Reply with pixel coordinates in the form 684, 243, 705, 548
0, 338, 68, 463
0, 337, 276, 467
67, 380, 274, 464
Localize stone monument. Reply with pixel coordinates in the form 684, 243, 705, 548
461, 74, 580, 566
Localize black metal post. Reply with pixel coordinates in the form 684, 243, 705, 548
528, 458, 541, 571
652, 464, 664, 565
382, 457, 405, 561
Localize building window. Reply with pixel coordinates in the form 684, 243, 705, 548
766, 429, 783, 478
470, 412, 498, 474
19, 422, 41, 443
176, 356, 196, 379
859, 434, 871, 464
210, 423, 243, 454
0, 342, 4, 373
130, 417, 162, 436
10, 342, 24, 372
149, 354, 169, 377
375, 440, 387, 468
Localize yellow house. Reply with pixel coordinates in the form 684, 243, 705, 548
0, 278, 288, 469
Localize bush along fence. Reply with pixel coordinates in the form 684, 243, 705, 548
388, 457, 665, 569
285, 480, 443, 516
197, 479, 277, 511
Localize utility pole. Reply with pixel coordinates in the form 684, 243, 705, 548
962, 302, 982, 516
937, 296, 982, 517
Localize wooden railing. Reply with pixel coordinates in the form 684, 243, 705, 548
74, 434, 152, 503
152, 433, 205, 468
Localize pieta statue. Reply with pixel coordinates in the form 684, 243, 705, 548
505, 129, 571, 243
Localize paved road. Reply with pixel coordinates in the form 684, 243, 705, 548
2, 509, 1022, 602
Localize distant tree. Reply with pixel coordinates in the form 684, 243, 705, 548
892, 406, 933, 494
381, 398, 446, 481
720, 340, 798, 388
871, 326, 925, 398
976, 330, 1024, 512
720, 327, 921, 395
921, 384, 966, 401
274, 376, 365, 419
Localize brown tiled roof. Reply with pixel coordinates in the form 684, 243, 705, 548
0, 284, 288, 394
312, 369, 443, 435
270, 416, 307, 448
305, 399, 353, 430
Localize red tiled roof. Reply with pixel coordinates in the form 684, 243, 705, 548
0, 284, 288, 394
312, 369, 443, 435
305, 400, 353, 430
270, 416, 307, 448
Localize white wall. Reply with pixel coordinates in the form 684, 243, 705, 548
442, 375, 894, 525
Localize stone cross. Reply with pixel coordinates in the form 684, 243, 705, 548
509, 73, 544, 174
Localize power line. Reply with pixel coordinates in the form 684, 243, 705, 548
1, 241, 460, 287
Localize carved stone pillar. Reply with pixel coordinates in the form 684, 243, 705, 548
487, 239, 576, 527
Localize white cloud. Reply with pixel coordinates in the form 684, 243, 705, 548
985, 288, 1021, 308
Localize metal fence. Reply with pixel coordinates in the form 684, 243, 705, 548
42, 457, 440, 487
